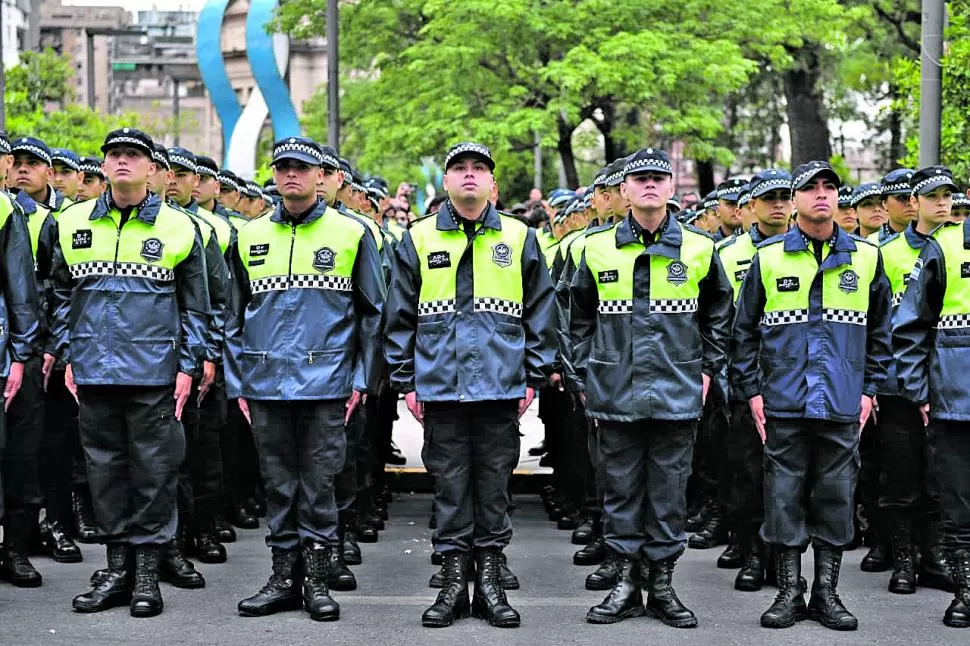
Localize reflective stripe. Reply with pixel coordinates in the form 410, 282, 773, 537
598, 299, 633, 315
650, 298, 698, 314
473, 297, 522, 318
417, 299, 457, 317
761, 309, 809, 326
250, 274, 352, 295
822, 308, 867, 326
69, 260, 174, 282
937, 314, 970, 330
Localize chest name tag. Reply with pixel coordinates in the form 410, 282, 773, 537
962, 263, 970, 279
776, 276, 800, 292
428, 251, 451, 269
250, 243, 270, 257
734, 269, 748, 283
72, 229, 93, 249
598, 270, 619, 284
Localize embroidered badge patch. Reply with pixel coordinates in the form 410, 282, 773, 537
72, 229, 92, 249
777, 276, 800, 292
428, 251, 451, 269
839, 269, 859, 293
313, 247, 336, 273
961, 262, 970, 278
666, 260, 688, 285
734, 270, 748, 283
250, 243, 270, 257
598, 270, 619, 284
141, 238, 163, 262
492, 242, 512, 267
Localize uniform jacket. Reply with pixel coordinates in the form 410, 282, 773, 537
384, 202, 557, 402
49, 191, 210, 386
893, 220, 970, 420
568, 214, 734, 422
177, 201, 230, 364
878, 224, 928, 397
224, 199, 385, 401
0, 193, 43, 377
731, 225, 893, 423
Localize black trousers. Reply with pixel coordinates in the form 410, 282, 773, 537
583, 412, 604, 522
40, 368, 82, 526
691, 383, 729, 508
178, 376, 227, 530
423, 401, 520, 553
250, 400, 346, 549
3, 356, 45, 519
725, 401, 764, 529
335, 406, 363, 512
877, 396, 939, 518
78, 385, 185, 545
762, 417, 859, 550
563, 396, 591, 515
599, 419, 695, 561
929, 421, 970, 551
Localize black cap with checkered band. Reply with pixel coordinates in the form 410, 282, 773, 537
623, 147, 672, 178
791, 161, 841, 191
101, 127, 154, 158
881, 168, 916, 196
445, 142, 495, 171
910, 166, 959, 196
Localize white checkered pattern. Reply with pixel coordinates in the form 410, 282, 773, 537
79, 161, 102, 175
474, 297, 523, 318
250, 274, 352, 295
650, 298, 698, 314
891, 292, 904, 308
761, 309, 810, 326
169, 154, 196, 172
218, 173, 240, 191
936, 314, 970, 330
105, 136, 151, 153
752, 178, 792, 197
623, 155, 672, 175
851, 185, 882, 205
598, 299, 633, 315
12, 143, 51, 165
883, 182, 910, 194
792, 165, 834, 189
911, 175, 955, 196
593, 173, 608, 186
418, 299, 457, 317
52, 153, 79, 171
446, 143, 493, 168
69, 261, 174, 282
822, 308, 867, 326
197, 166, 218, 178
273, 141, 325, 165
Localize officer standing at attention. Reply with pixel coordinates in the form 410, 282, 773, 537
893, 166, 970, 629
49, 128, 210, 618
76, 157, 107, 201
385, 142, 556, 629
569, 147, 734, 627
226, 137, 384, 622
851, 182, 887, 239
732, 161, 892, 631
873, 169, 917, 243
51, 149, 82, 202
712, 178, 746, 241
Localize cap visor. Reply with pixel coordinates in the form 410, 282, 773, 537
272, 152, 321, 166
916, 177, 959, 195
446, 152, 494, 171
794, 168, 841, 190
101, 141, 152, 158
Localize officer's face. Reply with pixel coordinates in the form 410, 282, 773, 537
76, 174, 105, 201
194, 175, 219, 204
167, 169, 198, 205
12, 153, 52, 197
621, 172, 674, 212
219, 185, 240, 209
884, 192, 917, 228
793, 177, 838, 223
855, 197, 887, 231
335, 182, 353, 204
591, 186, 613, 217
308, 165, 342, 204
913, 187, 953, 229
952, 207, 970, 223
0, 153, 12, 183
103, 147, 155, 189
717, 199, 741, 228
751, 190, 793, 230
835, 206, 858, 233
147, 167, 172, 195
443, 157, 492, 203
51, 162, 81, 199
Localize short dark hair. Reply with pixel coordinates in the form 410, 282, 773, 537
426, 194, 447, 216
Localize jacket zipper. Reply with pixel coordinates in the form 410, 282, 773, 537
287, 223, 297, 287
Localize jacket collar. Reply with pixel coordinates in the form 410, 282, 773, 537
749, 223, 784, 245
90, 190, 161, 225
783, 222, 857, 270
269, 197, 327, 225
13, 189, 37, 215
903, 222, 930, 249
615, 212, 682, 260
435, 201, 502, 232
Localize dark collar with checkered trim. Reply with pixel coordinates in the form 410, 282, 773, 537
615, 212, 682, 260
749, 223, 784, 245
435, 201, 501, 232
784, 223, 857, 268
269, 197, 327, 226
91, 190, 161, 225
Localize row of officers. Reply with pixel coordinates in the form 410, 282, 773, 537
0, 126, 968, 633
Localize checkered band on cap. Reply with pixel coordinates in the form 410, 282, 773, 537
152, 150, 170, 169
598, 299, 633, 315
792, 166, 830, 190
761, 309, 810, 327
593, 172, 608, 186
445, 143, 492, 168
911, 174, 955, 195
739, 193, 750, 206
274, 140, 325, 164
954, 194, 970, 208
79, 160, 103, 175
882, 182, 910, 194
217, 173, 240, 191
851, 184, 882, 205
703, 198, 719, 210
351, 181, 366, 193
0, 137, 10, 154
623, 155, 672, 176
822, 308, 867, 326
52, 153, 79, 170
196, 165, 218, 178
418, 299, 457, 317
169, 154, 196, 172
650, 299, 698, 314
474, 297, 523, 318
716, 184, 745, 199
12, 141, 51, 165
936, 314, 970, 330
105, 135, 151, 152
249, 274, 353, 295
751, 178, 792, 196
69, 261, 174, 282
605, 170, 624, 186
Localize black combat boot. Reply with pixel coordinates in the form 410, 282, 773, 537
213, 516, 237, 543
888, 513, 916, 594
302, 542, 340, 621
575, 536, 606, 566
238, 547, 303, 616
430, 551, 474, 588
499, 552, 519, 590
643, 555, 697, 628
920, 520, 954, 591
228, 503, 259, 529
586, 550, 622, 590
572, 518, 595, 545
41, 518, 83, 564
860, 517, 891, 572
327, 524, 357, 591
423, 552, 472, 627
807, 547, 857, 631
159, 529, 206, 589
0, 512, 43, 587
472, 548, 520, 627
195, 530, 227, 564
130, 545, 164, 618
72, 487, 99, 543
73, 543, 133, 612
685, 496, 711, 533
717, 532, 743, 569
340, 510, 362, 566
944, 550, 970, 628
760, 548, 806, 628
586, 557, 645, 624
688, 504, 728, 549
735, 530, 766, 592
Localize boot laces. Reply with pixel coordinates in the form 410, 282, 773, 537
481, 552, 509, 603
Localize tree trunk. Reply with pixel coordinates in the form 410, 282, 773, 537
887, 82, 904, 169
783, 45, 832, 166
557, 112, 579, 188
695, 159, 715, 197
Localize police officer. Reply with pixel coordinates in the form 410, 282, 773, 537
192, 156, 222, 214
851, 182, 886, 239
76, 157, 107, 202
227, 137, 384, 622
386, 142, 556, 628
836, 186, 857, 232
732, 161, 892, 631
894, 166, 970, 629
569, 147, 733, 627
216, 170, 246, 218
717, 169, 793, 592
50, 128, 210, 618
875, 169, 917, 243
952, 193, 970, 222
10, 137, 73, 216
712, 178, 746, 241
51, 149, 82, 202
